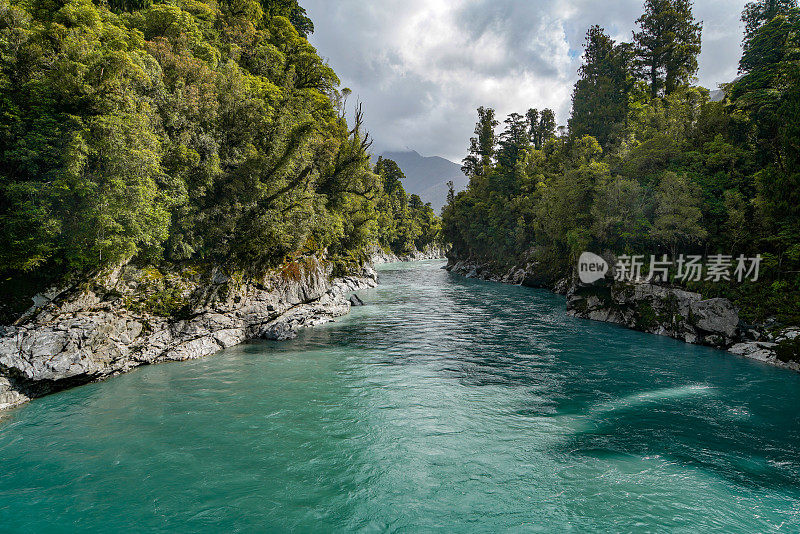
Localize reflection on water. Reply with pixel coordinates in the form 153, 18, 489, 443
1, 260, 799, 532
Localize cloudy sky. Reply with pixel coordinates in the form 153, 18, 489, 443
304, 0, 748, 163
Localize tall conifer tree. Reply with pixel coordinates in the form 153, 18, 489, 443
569, 26, 633, 148
633, 0, 702, 98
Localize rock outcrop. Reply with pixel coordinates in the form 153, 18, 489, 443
565, 281, 800, 371
445, 258, 564, 292
0, 258, 377, 410
566, 281, 739, 346
371, 244, 448, 264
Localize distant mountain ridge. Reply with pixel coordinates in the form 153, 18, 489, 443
378, 150, 468, 212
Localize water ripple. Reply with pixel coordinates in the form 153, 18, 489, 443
0, 260, 799, 532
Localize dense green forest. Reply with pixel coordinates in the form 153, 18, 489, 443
0, 0, 439, 320
443, 0, 800, 325
373, 157, 440, 255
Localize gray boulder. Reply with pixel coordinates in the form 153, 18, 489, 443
567, 280, 741, 348
0, 257, 379, 410
692, 298, 739, 338
728, 341, 778, 363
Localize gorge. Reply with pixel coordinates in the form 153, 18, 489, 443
1, 261, 799, 532
1, 0, 800, 530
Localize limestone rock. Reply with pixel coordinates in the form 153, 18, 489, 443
0, 257, 379, 410
565, 280, 743, 349
370, 244, 448, 264
443, 254, 797, 373
692, 298, 739, 338
728, 341, 778, 363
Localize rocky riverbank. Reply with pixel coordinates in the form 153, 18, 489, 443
0, 258, 377, 410
371, 244, 448, 264
445, 256, 800, 372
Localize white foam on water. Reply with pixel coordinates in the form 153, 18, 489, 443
558, 384, 716, 437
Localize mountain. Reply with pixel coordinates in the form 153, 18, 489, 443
379, 150, 468, 212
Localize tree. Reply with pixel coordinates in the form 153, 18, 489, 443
375, 157, 405, 195
633, 0, 702, 98
0, 0, 413, 296
497, 113, 530, 168
535, 159, 608, 261
461, 138, 481, 178
373, 158, 442, 254
591, 177, 651, 250
261, 0, 314, 37
741, 0, 797, 54
526, 109, 539, 138
528, 108, 556, 150
462, 106, 498, 177
731, 6, 800, 250
0, 1, 173, 272
723, 189, 750, 250
569, 26, 633, 148
440, 3, 800, 326
107, 0, 152, 12
475, 106, 499, 167
446, 180, 455, 206
650, 171, 707, 256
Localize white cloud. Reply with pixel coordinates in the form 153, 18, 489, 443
304, 0, 748, 162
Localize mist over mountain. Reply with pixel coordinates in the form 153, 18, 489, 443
379, 150, 469, 212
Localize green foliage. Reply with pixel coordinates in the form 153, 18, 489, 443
528, 108, 556, 150
373, 157, 441, 254
591, 177, 650, 250
775, 337, 800, 363
741, 0, 797, 54
461, 106, 499, 178
497, 113, 531, 169
650, 171, 707, 254
635, 301, 658, 331
261, 0, 314, 38
730, 5, 800, 275
128, 285, 189, 317
442, 0, 800, 327
569, 25, 633, 149
633, 0, 702, 98
0, 0, 402, 320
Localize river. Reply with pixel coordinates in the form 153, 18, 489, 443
1, 260, 799, 532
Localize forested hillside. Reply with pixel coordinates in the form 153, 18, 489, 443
380, 150, 467, 212
443, 0, 800, 326
373, 157, 440, 255
0, 0, 439, 321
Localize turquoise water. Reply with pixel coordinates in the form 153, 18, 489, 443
1, 261, 800, 532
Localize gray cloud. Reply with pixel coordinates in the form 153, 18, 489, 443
304, 0, 748, 162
